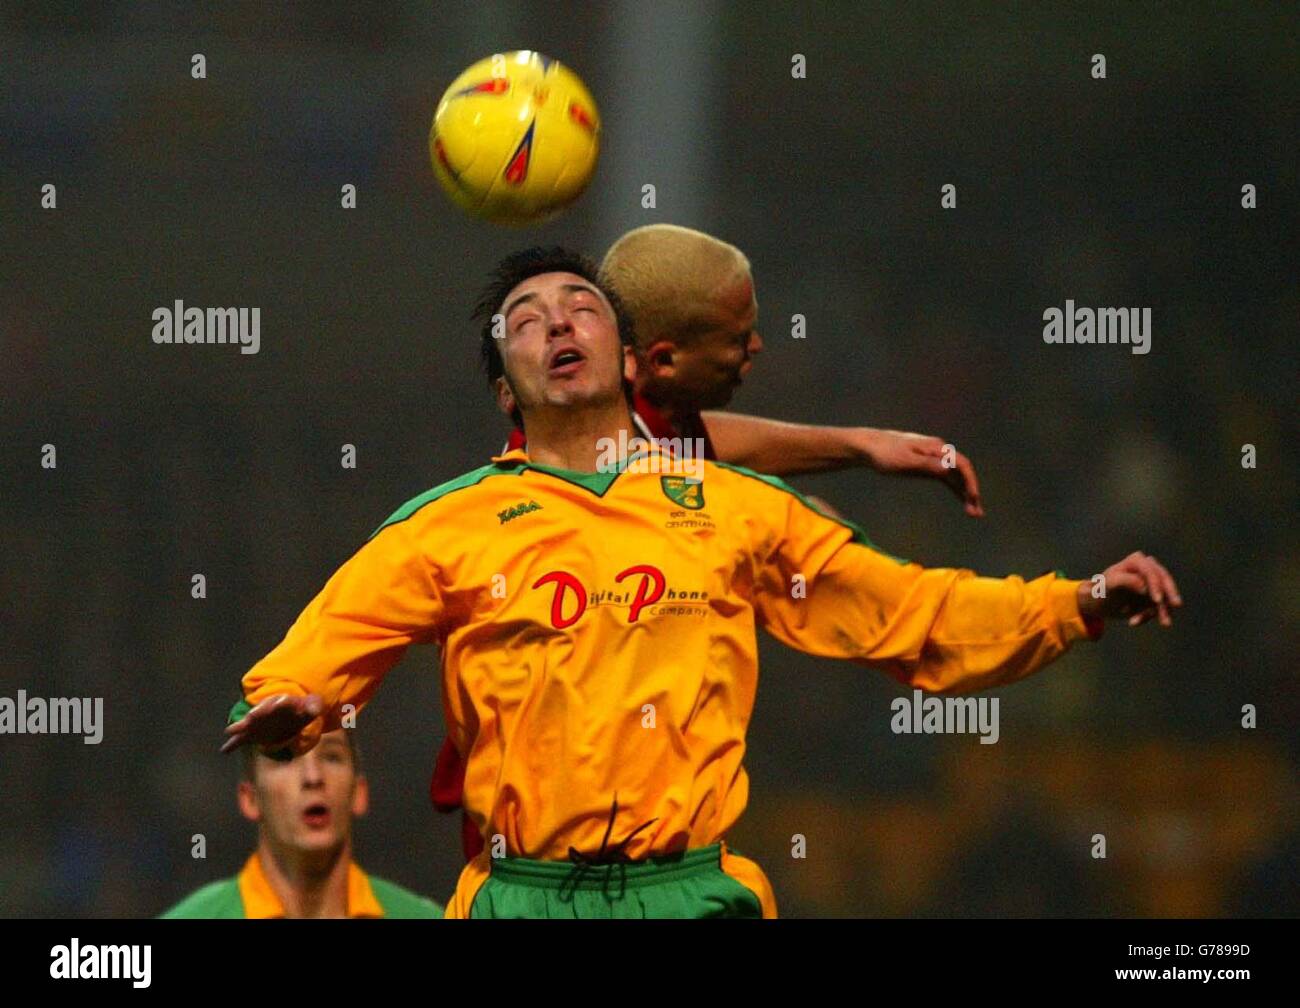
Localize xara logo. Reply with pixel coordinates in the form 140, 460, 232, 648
498, 500, 543, 524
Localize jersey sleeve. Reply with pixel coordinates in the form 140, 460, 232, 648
738, 469, 1098, 693
231, 516, 445, 754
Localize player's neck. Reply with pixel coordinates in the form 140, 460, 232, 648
257, 836, 351, 919
522, 401, 638, 473
634, 382, 693, 437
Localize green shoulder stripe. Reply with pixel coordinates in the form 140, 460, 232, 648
370, 461, 525, 539
228, 698, 252, 725
368, 875, 445, 918
226, 698, 292, 760
709, 460, 909, 565
159, 877, 245, 919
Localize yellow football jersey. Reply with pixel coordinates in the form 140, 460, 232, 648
236, 443, 1095, 899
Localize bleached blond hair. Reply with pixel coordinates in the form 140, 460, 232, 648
600, 224, 751, 352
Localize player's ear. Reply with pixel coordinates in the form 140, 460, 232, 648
237, 779, 261, 824
351, 774, 369, 818
643, 340, 677, 379
494, 375, 517, 417
622, 342, 638, 384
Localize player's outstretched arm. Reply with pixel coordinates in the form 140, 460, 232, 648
223, 517, 446, 757
701, 411, 983, 516
743, 475, 1179, 693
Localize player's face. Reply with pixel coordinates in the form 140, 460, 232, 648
496, 271, 634, 418
665, 274, 761, 410
238, 730, 367, 856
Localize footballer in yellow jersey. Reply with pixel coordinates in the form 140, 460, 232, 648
224, 246, 1181, 918
437, 223, 987, 861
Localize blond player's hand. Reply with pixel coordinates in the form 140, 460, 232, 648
221, 693, 323, 754
860, 429, 984, 518
1076, 552, 1182, 628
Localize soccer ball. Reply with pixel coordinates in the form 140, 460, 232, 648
430, 50, 601, 225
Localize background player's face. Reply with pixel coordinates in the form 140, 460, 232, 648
238, 730, 368, 856
648, 273, 761, 410
495, 271, 635, 419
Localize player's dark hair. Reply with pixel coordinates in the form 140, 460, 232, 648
240, 731, 362, 782
474, 246, 637, 428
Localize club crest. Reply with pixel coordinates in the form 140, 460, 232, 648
660, 476, 704, 510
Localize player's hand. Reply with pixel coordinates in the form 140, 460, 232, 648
860, 429, 984, 517
1076, 552, 1182, 628
221, 693, 323, 755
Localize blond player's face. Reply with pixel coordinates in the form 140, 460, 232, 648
496, 271, 634, 417
239, 730, 366, 855
667, 274, 761, 410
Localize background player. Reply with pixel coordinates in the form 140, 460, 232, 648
223, 247, 1180, 918
163, 728, 442, 918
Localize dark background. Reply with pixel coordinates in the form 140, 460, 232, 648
2, 2, 1295, 917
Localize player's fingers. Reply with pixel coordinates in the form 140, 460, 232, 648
259, 693, 320, 720
1146, 561, 1173, 626
220, 730, 247, 754
955, 454, 983, 516
1137, 557, 1174, 625
1112, 559, 1153, 603
1108, 568, 1145, 599
1125, 559, 1154, 601
1127, 557, 1173, 626
930, 447, 966, 494
1149, 556, 1182, 607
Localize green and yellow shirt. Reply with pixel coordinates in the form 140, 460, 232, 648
161, 852, 442, 919
233, 445, 1098, 917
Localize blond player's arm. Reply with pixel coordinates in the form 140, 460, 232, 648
223, 517, 444, 755
701, 411, 983, 516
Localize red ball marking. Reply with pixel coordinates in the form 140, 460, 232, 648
568, 102, 595, 132
504, 136, 531, 184
434, 136, 454, 175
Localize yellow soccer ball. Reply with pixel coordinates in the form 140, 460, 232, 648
430, 50, 601, 225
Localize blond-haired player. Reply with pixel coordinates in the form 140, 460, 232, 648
599, 223, 982, 512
